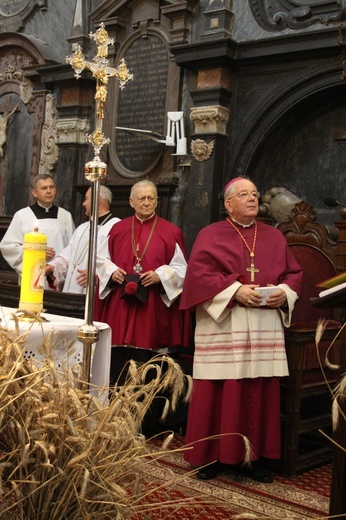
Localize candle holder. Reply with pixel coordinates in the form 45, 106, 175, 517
14, 309, 49, 323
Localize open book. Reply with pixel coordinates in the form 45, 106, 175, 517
319, 281, 346, 298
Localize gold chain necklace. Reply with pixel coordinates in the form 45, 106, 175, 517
227, 218, 259, 282
131, 215, 158, 273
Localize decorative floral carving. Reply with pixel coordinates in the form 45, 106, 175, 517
0, 60, 34, 104
0, 64, 23, 82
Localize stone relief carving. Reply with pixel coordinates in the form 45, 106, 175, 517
20, 76, 34, 105
0, 64, 23, 82
0, 59, 34, 105
191, 138, 215, 162
261, 187, 302, 223
0, 58, 35, 160
56, 118, 91, 145
249, 0, 346, 30
191, 139, 215, 209
39, 93, 58, 175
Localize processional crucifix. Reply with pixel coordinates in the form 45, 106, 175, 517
66, 23, 133, 390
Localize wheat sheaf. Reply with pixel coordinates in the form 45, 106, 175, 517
0, 313, 205, 520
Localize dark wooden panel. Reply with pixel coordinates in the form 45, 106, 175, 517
0, 282, 85, 320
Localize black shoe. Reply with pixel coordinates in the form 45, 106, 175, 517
196, 461, 223, 480
238, 463, 273, 484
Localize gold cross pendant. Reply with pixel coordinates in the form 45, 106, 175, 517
246, 261, 259, 282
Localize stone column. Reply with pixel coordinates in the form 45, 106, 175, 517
180, 65, 231, 250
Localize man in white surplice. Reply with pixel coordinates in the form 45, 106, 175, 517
45, 185, 120, 294
0, 173, 75, 284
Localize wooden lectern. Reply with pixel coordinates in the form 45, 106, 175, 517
312, 288, 346, 516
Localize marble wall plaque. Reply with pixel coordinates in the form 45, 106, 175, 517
112, 34, 169, 177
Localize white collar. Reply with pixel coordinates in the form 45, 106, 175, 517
230, 217, 255, 228
37, 202, 53, 213
135, 212, 156, 224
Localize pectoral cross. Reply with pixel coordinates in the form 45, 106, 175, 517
246, 257, 259, 282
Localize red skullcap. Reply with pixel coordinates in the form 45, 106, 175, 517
224, 177, 243, 193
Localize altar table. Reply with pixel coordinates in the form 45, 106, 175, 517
0, 306, 111, 402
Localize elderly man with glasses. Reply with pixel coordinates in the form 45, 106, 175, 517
95, 179, 191, 436
180, 176, 303, 483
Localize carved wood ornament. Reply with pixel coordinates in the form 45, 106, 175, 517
277, 200, 338, 264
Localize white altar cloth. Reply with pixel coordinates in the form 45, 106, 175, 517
0, 306, 111, 402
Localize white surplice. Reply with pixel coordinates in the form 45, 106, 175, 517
49, 216, 120, 294
192, 282, 298, 380
0, 206, 75, 276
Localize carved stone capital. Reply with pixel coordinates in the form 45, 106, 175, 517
56, 118, 90, 145
190, 105, 230, 135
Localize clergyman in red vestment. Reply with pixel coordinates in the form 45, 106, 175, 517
180, 176, 303, 483
95, 180, 190, 434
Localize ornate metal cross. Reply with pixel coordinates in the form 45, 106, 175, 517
66, 23, 133, 389
66, 23, 133, 159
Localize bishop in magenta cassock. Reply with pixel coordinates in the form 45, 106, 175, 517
180, 176, 303, 483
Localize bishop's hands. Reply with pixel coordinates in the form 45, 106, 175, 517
140, 270, 160, 287
111, 267, 160, 287
266, 287, 288, 309
111, 268, 127, 284
234, 285, 262, 307
234, 284, 287, 308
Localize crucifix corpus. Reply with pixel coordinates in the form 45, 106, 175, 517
66, 23, 133, 390
0, 99, 20, 157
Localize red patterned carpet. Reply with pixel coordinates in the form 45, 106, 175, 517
146, 434, 332, 519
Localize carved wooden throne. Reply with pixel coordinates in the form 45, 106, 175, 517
277, 201, 346, 477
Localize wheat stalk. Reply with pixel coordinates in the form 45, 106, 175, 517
0, 324, 209, 519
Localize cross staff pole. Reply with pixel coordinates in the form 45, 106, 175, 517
66, 23, 133, 391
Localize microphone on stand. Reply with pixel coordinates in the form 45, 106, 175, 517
324, 196, 346, 208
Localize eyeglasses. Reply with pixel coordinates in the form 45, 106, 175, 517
226, 190, 260, 201
136, 196, 157, 203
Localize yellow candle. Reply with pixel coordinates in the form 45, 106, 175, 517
19, 226, 47, 313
